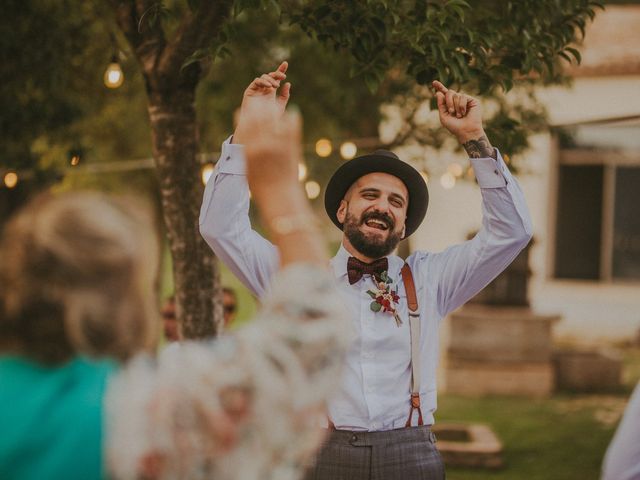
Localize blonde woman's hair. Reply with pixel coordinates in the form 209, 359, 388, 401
0, 192, 159, 364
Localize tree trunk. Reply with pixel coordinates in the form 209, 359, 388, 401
147, 87, 221, 338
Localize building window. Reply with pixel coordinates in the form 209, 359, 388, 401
554, 123, 640, 282
612, 167, 640, 280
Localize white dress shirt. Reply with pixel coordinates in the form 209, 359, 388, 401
602, 381, 640, 480
199, 137, 532, 432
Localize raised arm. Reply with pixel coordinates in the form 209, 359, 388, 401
199, 62, 292, 297
414, 81, 532, 317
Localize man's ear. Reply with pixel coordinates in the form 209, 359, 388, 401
336, 200, 348, 224
400, 220, 406, 239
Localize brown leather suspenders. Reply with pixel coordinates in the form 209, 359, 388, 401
401, 263, 424, 427
328, 263, 423, 431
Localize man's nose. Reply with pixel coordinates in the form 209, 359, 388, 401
373, 198, 391, 212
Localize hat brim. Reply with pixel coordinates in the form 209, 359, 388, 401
324, 153, 428, 238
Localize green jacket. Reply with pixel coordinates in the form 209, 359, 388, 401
0, 355, 116, 480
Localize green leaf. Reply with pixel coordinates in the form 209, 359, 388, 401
558, 51, 572, 64
363, 73, 379, 93
366, 290, 377, 299
565, 47, 582, 65
451, 5, 465, 20
445, 0, 470, 8
436, 65, 449, 84
370, 301, 382, 312
181, 48, 208, 71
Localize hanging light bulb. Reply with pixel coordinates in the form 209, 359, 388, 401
440, 172, 456, 190
305, 180, 321, 199
104, 56, 124, 89
340, 141, 357, 160
201, 163, 215, 185
3, 171, 18, 189
298, 163, 308, 181
315, 139, 332, 157
447, 162, 463, 177
466, 166, 475, 179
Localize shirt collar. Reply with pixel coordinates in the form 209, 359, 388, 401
330, 243, 404, 284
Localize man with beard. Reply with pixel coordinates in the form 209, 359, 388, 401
199, 62, 532, 480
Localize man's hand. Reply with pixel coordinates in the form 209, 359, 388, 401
233, 62, 291, 145
432, 80, 496, 159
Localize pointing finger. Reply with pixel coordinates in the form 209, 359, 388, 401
432, 80, 448, 94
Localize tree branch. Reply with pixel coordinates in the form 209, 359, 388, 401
109, 0, 166, 78
157, 0, 233, 83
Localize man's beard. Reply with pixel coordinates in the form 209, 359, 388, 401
343, 210, 403, 259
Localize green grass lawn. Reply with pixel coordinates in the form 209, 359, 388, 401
436, 393, 622, 480
437, 349, 640, 480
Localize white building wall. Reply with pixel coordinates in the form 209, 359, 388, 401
408, 76, 640, 343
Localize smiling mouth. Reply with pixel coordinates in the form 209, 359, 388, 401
364, 219, 389, 231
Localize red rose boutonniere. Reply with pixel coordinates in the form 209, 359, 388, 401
366, 271, 402, 327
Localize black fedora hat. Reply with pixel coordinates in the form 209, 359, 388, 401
324, 150, 428, 238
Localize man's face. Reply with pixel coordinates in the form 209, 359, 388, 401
337, 172, 409, 260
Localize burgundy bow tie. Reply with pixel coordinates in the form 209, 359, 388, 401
347, 257, 389, 285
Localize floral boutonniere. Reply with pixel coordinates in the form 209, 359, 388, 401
367, 271, 402, 327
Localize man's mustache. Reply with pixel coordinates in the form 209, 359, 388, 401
360, 211, 394, 230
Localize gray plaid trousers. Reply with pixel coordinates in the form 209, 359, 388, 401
303, 425, 445, 480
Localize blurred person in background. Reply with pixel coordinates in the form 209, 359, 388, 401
160, 296, 180, 342
222, 287, 238, 328
0, 100, 349, 480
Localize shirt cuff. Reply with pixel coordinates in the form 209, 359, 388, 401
217, 135, 247, 175
469, 149, 508, 188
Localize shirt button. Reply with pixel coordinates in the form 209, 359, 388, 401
226, 156, 231, 161
494, 169, 499, 175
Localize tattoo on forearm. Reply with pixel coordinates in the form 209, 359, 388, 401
462, 135, 497, 159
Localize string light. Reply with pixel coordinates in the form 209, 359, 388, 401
466, 166, 475, 179
447, 162, 463, 177
305, 180, 321, 199
3, 172, 18, 189
201, 163, 214, 185
340, 142, 357, 160
298, 163, 308, 181
440, 172, 456, 189
70, 155, 80, 166
315, 139, 332, 157
104, 56, 124, 89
